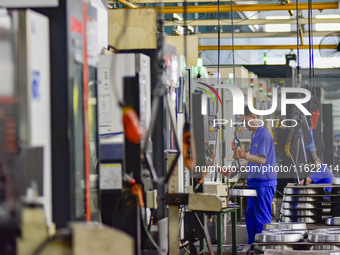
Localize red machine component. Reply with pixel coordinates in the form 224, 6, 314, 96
312, 110, 320, 130
123, 106, 145, 144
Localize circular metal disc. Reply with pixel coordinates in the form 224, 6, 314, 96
312, 245, 340, 250
263, 222, 307, 231
309, 227, 340, 234
228, 189, 257, 197
309, 233, 340, 243
283, 196, 322, 202
254, 244, 295, 252
281, 202, 320, 209
284, 187, 323, 195
281, 216, 321, 223
255, 232, 304, 243
280, 209, 320, 217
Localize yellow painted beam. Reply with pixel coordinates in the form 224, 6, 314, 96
196, 31, 336, 39
123, 0, 277, 3
117, 0, 139, 8
124, 2, 338, 14
164, 18, 340, 26
198, 45, 337, 50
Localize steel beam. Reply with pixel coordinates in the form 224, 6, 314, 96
198, 44, 337, 50
126, 0, 277, 3
196, 31, 336, 38
164, 18, 340, 26
122, 2, 338, 14
117, 0, 139, 8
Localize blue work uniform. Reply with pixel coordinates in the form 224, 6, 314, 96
246, 126, 277, 244
309, 164, 333, 193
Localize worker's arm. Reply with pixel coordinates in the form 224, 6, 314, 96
234, 150, 266, 165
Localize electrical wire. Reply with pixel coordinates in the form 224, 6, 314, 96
235, 51, 265, 64
217, 0, 221, 85
231, 0, 236, 86
168, 9, 260, 26
183, 243, 206, 254
178, 207, 206, 254
295, 0, 300, 86
141, 211, 167, 255
221, 11, 260, 24
307, 0, 318, 110
181, 212, 208, 254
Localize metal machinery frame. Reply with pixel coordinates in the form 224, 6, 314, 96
0, 16, 20, 255
36, 0, 100, 228
98, 52, 152, 255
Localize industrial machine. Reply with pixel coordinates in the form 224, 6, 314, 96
98, 51, 152, 255
0, 8, 52, 255
98, 52, 151, 136
0, 11, 20, 255
37, 0, 100, 227
13, 9, 52, 225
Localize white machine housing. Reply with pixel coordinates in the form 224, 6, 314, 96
16, 10, 52, 225
98, 53, 151, 136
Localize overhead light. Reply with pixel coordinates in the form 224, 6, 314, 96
315, 23, 340, 31
315, 14, 340, 31
173, 13, 183, 21
316, 14, 340, 19
265, 24, 290, 32
265, 16, 290, 32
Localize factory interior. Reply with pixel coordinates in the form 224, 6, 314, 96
1, 0, 340, 254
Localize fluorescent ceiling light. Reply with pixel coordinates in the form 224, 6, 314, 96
315, 14, 340, 31
265, 24, 290, 32
316, 14, 340, 19
265, 16, 290, 32
316, 23, 340, 31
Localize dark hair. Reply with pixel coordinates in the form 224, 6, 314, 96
244, 105, 256, 117
244, 106, 251, 116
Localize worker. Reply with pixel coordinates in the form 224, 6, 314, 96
299, 153, 333, 192
233, 106, 277, 244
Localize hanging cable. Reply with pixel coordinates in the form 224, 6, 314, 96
231, 0, 236, 86
295, 0, 301, 87
308, 0, 318, 111
217, 0, 221, 85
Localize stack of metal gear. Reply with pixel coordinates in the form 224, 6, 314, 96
253, 222, 307, 253
326, 178, 340, 225
309, 228, 340, 250
254, 224, 340, 253
280, 183, 332, 223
